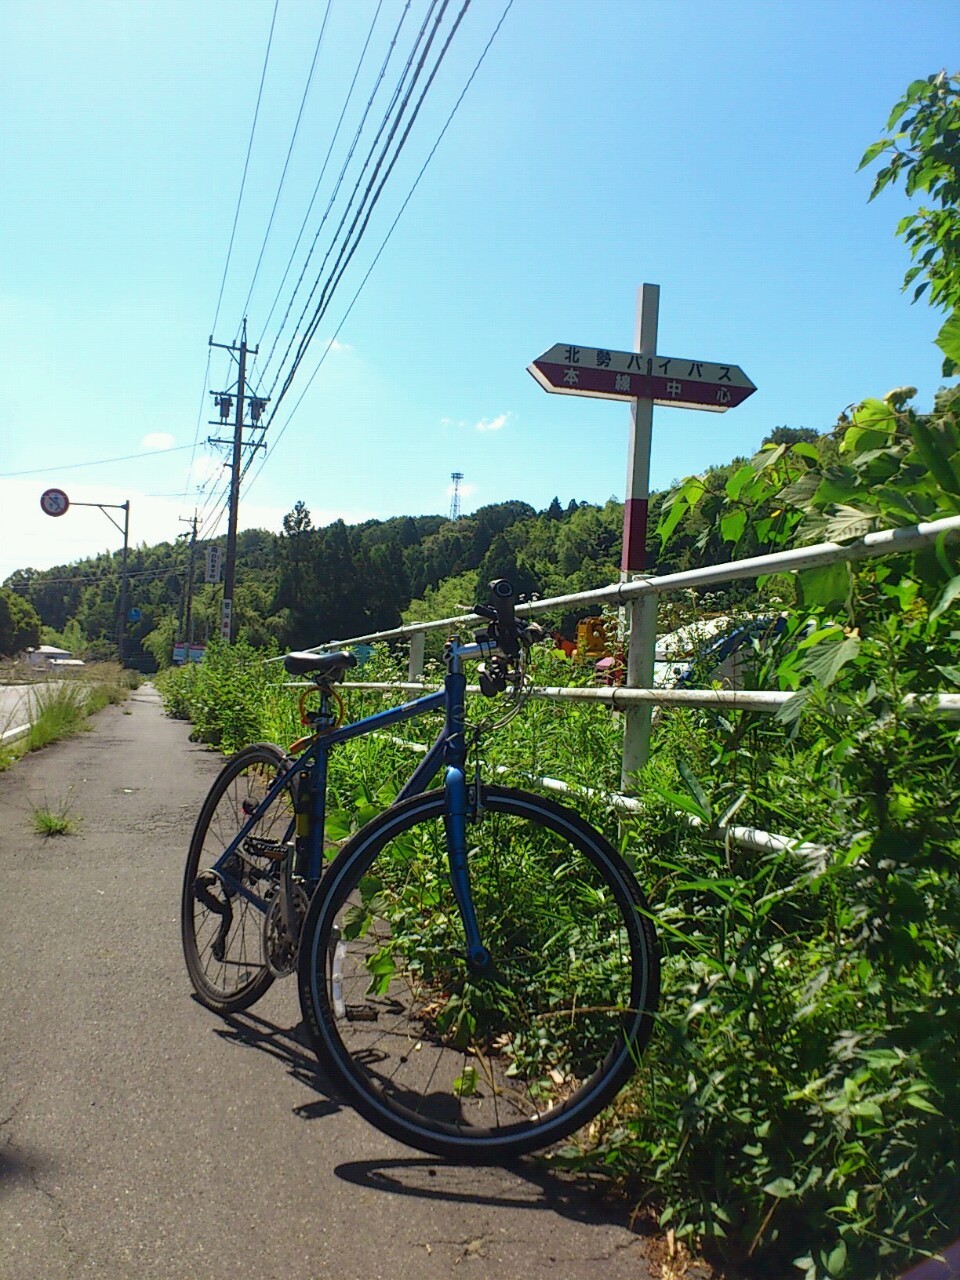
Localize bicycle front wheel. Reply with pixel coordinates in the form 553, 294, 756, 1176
182, 742, 293, 1015
297, 785, 659, 1160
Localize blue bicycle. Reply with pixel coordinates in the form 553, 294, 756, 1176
181, 581, 659, 1159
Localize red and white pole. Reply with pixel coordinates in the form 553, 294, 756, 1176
621, 283, 660, 790
621, 283, 659, 574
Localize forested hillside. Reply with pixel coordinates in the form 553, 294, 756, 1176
3, 475, 767, 666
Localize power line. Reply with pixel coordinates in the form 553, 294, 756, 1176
8, 566, 183, 590
0, 443, 197, 478
179, 344, 214, 503
266, 0, 461, 421
243, 0, 514, 496
255, 0, 389, 354
256, 0, 427, 392
240, 0, 334, 320
209, 0, 280, 338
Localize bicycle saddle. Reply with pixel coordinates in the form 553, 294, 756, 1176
283, 650, 358, 681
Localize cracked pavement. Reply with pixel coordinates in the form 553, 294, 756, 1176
0, 686, 661, 1279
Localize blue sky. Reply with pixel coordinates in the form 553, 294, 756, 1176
2, 0, 956, 583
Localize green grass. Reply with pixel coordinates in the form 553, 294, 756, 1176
0, 664, 138, 770
31, 798, 76, 837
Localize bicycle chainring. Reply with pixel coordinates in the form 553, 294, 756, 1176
262, 884, 310, 978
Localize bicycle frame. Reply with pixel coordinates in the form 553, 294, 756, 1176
207, 636, 492, 965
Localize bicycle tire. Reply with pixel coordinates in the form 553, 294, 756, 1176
297, 785, 659, 1160
182, 742, 293, 1014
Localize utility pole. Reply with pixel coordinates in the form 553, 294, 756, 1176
208, 319, 267, 643
117, 500, 130, 666
178, 513, 199, 646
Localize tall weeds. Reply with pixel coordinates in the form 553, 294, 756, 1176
157, 639, 959, 1279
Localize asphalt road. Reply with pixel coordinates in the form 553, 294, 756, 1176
0, 686, 669, 1280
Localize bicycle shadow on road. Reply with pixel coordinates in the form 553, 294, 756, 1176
210, 1006, 346, 1121
0, 1141, 56, 1194
333, 1155, 639, 1230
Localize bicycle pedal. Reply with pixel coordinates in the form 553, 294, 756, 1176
344, 1004, 380, 1023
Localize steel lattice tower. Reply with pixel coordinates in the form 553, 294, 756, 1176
449, 472, 464, 521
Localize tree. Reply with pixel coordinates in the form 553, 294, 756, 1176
0, 589, 41, 655
861, 71, 960, 375
762, 426, 820, 447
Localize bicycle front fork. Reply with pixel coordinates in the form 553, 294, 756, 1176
443, 765, 491, 974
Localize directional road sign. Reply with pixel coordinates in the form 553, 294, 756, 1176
40, 488, 70, 517
527, 344, 755, 411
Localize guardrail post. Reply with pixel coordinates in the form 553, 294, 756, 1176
408, 629, 426, 681
620, 593, 657, 791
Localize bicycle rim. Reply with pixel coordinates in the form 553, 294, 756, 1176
298, 786, 658, 1159
182, 742, 292, 1014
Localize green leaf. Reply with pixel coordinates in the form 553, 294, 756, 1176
826, 1239, 848, 1276
791, 441, 820, 461
719, 509, 747, 544
678, 760, 713, 823
365, 947, 397, 997
452, 1066, 478, 1097
935, 530, 957, 579
935, 312, 960, 366
850, 398, 899, 435
930, 574, 960, 620
797, 562, 850, 609
657, 491, 690, 545
819, 506, 877, 543
725, 464, 757, 502
755, 443, 787, 473
871, 485, 920, 521
904, 1092, 942, 1114
850, 1100, 883, 1120
646, 782, 712, 822
813, 474, 858, 506
858, 139, 889, 169
763, 1177, 797, 1198
324, 810, 354, 841
798, 634, 862, 687
909, 415, 960, 499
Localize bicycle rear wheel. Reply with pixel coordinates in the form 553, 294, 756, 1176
297, 785, 659, 1160
182, 742, 293, 1014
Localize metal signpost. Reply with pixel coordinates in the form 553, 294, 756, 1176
40, 489, 131, 665
527, 284, 756, 789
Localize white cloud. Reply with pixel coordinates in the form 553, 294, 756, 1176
475, 413, 510, 433
140, 432, 175, 450
440, 413, 512, 432
187, 452, 229, 490
446, 480, 477, 500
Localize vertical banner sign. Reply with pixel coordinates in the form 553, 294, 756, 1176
205, 547, 222, 583
220, 599, 232, 642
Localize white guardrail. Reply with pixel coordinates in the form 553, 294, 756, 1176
297, 514, 960, 856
